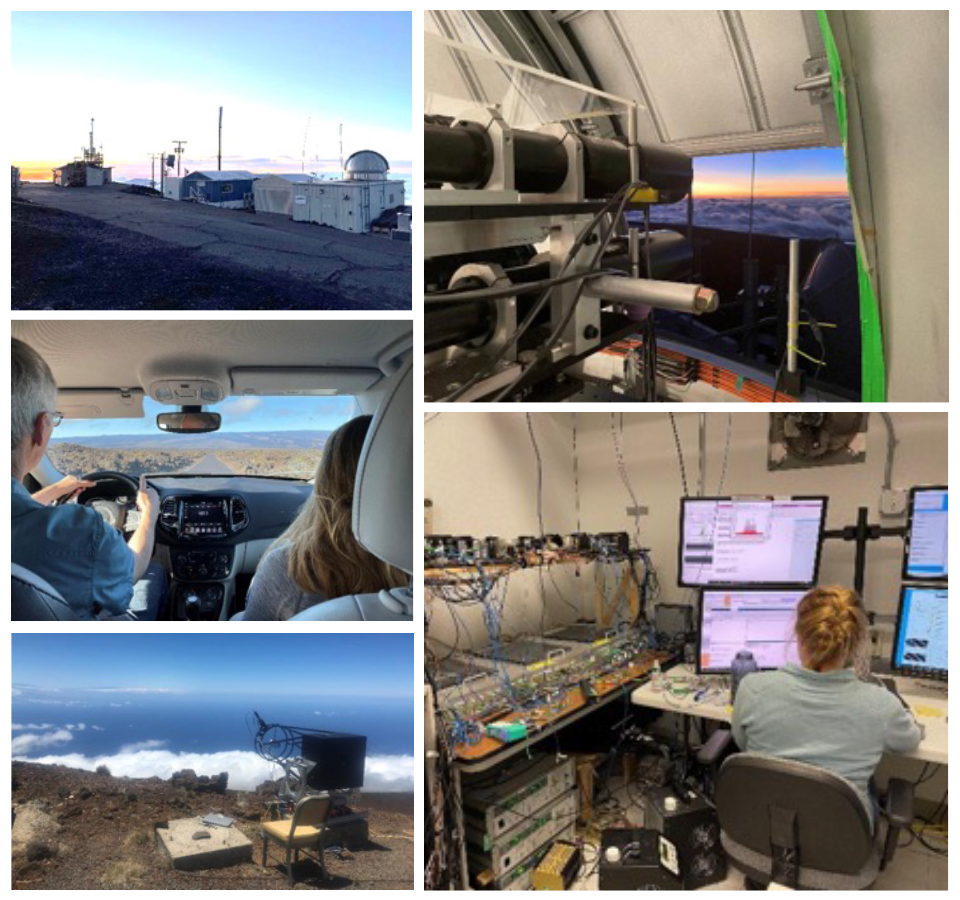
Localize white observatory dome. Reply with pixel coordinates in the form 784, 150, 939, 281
344, 150, 390, 181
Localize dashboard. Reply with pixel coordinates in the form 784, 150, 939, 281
78, 475, 314, 617
149, 476, 312, 547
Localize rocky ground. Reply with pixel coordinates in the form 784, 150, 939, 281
12, 191, 411, 311
12, 762, 414, 891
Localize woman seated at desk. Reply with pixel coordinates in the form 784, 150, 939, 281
731, 585, 922, 826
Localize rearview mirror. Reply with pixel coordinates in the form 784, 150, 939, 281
156, 411, 222, 433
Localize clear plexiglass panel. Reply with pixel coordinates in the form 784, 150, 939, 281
425, 32, 639, 131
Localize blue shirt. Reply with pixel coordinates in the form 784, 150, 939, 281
732, 663, 922, 822
11, 478, 135, 619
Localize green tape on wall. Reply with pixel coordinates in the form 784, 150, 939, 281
817, 11, 886, 402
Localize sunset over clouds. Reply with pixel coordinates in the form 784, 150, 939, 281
691, 147, 848, 199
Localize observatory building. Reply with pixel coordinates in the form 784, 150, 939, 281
292, 150, 406, 234
53, 118, 113, 187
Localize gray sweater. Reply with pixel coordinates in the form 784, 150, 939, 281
731, 663, 922, 821
243, 543, 327, 621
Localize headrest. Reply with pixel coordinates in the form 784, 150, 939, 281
12, 564, 80, 621
353, 361, 412, 574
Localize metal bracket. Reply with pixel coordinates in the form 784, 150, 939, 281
448, 262, 517, 362
482, 108, 514, 192
797, 57, 832, 106
797, 55, 841, 151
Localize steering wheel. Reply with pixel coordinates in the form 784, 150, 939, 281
63, 471, 143, 536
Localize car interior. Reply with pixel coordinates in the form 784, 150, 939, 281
11, 320, 413, 622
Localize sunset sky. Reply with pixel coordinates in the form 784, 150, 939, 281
691, 147, 848, 198
12, 12, 412, 183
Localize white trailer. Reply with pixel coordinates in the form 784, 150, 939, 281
292, 180, 405, 233
163, 176, 185, 201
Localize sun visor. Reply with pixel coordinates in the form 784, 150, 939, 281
57, 389, 145, 420
230, 368, 381, 396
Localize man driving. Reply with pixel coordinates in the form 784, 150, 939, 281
11, 338, 167, 620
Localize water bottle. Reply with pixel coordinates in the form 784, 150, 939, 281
730, 650, 759, 703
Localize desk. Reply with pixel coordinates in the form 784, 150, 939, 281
630, 664, 948, 765
448, 650, 670, 888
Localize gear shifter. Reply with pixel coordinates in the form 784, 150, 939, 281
184, 592, 201, 621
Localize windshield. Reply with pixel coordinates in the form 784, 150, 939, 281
47, 396, 359, 480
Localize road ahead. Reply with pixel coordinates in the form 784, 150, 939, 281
18, 184, 411, 308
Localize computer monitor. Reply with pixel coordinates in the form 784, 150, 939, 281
679, 496, 828, 587
697, 588, 807, 675
891, 585, 948, 681
903, 486, 948, 582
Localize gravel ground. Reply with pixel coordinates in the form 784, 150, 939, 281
12, 193, 411, 310
12, 762, 414, 891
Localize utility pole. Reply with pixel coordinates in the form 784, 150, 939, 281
148, 153, 162, 190
339, 123, 344, 179
171, 140, 187, 177
218, 107, 223, 171
302, 117, 310, 175
160, 150, 166, 196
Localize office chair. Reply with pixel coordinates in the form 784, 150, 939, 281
711, 750, 914, 889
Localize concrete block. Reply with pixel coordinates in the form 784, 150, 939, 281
156, 817, 252, 871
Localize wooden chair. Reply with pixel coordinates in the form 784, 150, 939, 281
260, 795, 331, 885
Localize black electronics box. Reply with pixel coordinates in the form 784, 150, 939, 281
301, 732, 367, 790
598, 828, 682, 891
642, 787, 726, 889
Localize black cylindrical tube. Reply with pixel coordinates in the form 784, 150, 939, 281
638, 144, 694, 194
424, 119, 693, 199
425, 301, 493, 352
512, 131, 568, 193
424, 122, 494, 189
581, 136, 631, 198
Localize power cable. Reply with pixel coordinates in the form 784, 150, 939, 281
667, 413, 689, 496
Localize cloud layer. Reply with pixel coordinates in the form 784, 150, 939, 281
640, 196, 854, 242
16, 749, 413, 793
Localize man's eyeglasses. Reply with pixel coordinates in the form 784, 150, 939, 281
48, 411, 64, 427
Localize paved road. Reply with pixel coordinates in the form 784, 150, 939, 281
178, 453, 238, 475
20, 183, 411, 304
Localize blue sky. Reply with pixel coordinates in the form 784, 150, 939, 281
13, 634, 413, 700
12, 12, 412, 179
55, 395, 358, 438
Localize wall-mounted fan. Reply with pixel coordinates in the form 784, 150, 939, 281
768, 413, 868, 470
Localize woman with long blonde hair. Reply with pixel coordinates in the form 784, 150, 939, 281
731, 586, 922, 826
244, 416, 408, 620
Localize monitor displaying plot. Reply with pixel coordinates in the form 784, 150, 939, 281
903, 486, 948, 581
679, 496, 827, 587
892, 585, 948, 680
697, 588, 806, 674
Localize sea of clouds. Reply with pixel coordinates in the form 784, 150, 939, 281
641, 196, 854, 242
12, 722, 413, 792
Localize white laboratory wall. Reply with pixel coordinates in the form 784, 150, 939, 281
425, 411, 593, 653
425, 411, 579, 538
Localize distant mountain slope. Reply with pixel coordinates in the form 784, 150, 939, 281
50, 430, 331, 451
